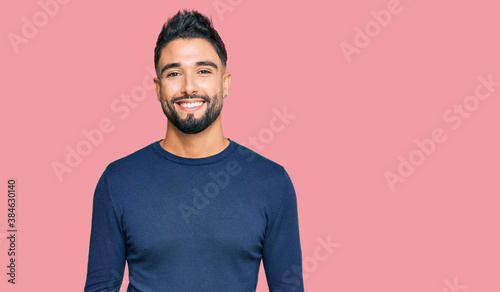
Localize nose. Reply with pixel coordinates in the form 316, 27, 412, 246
180, 72, 198, 96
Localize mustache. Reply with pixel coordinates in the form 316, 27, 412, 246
171, 94, 210, 104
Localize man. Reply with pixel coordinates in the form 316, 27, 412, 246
84, 9, 303, 291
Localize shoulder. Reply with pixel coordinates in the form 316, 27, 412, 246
232, 141, 284, 169
230, 141, 297, 224
230, 141, 292, 189
103, 141, 159, 179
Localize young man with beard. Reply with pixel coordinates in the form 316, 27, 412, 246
84, 9, 303, 291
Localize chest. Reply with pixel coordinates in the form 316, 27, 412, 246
119, 180, 268, 263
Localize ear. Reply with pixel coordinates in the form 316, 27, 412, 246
153, 76, 161, 102
222, 71, 231, 98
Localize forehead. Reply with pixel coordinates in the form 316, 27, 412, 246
159, 38, 220, 67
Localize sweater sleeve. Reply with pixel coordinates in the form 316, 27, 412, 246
84, 171, 126, 292
262, 169, 304, 292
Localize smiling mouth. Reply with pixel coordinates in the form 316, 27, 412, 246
177, 101, 205, 108
174, 99, 207, 112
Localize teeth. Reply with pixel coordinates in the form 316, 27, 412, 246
179, 101, 203, 108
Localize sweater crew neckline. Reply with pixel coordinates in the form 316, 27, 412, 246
152, 138, 237, 165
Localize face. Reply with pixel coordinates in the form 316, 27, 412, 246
154, 38, 231, 134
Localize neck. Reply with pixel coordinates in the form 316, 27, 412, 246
160, 116, 229, 158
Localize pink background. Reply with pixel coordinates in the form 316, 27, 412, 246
1, 0, 499, 291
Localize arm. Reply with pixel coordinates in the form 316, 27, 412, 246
262, 169, 304, 292
84, 171, 126, 292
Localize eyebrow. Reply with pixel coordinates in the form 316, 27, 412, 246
160, 61, 219, 75
196, 61, 218, 70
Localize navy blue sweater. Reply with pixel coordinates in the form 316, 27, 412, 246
84, 139, 303, 291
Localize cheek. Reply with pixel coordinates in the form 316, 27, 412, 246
197, 80, 211, 90
161, 84, 179, 98
199, 78, 222, 92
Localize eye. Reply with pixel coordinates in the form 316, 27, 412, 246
166, 72, 180, 77
199, 70, 211, 75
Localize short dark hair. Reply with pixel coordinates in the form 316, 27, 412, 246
154, 9, 228, 74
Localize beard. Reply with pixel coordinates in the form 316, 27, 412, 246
160, 92, 223, 134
